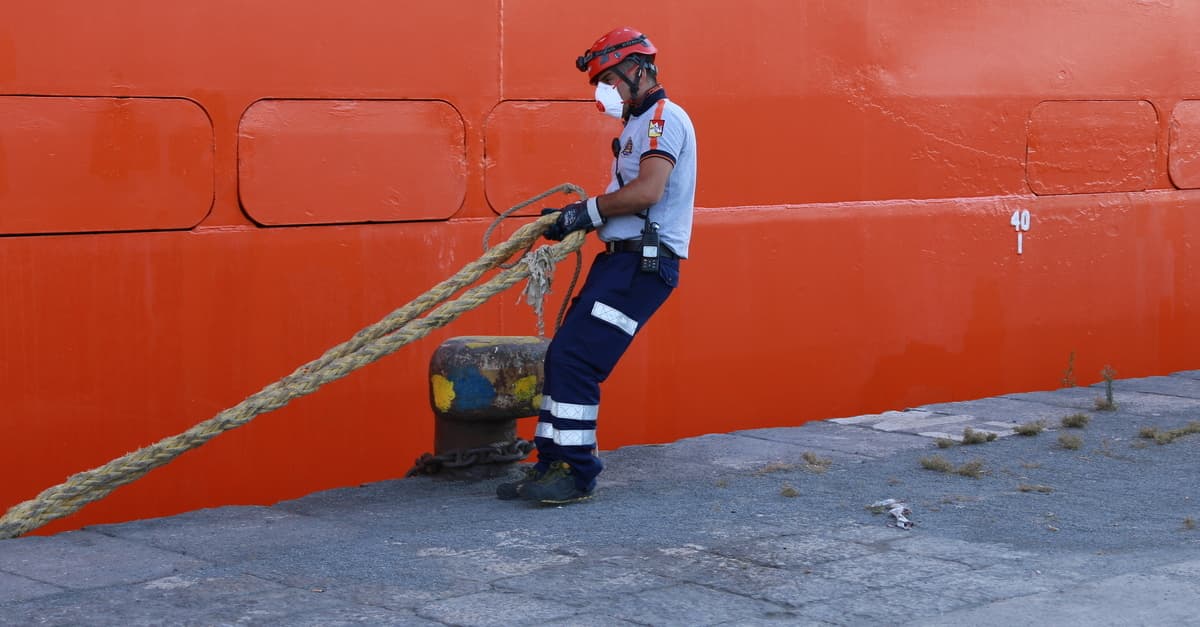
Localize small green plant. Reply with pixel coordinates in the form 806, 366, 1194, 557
935, 438, 957, 449
920, 455, 954, 472
961, 427, 998, 445
1061, 413, 1090, 429
780, 483, 799, 498
1014, 421, 1046, 436
1185, 517, 1196, 531
955, 459, 986, 478
801, 451, 832, 473
754, 462, 797, 476
714, 478, 729, 488
1061, 351, 1077, 387
919, 455, 985, 478
1095, 365, 1118, 411
1058, 433, 1083, 450
1145, 421, 1200, 445
1018, 484, 1054, 494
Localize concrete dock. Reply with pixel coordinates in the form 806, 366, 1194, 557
2, 373, 1199, 626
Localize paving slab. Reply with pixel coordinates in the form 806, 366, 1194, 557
601, 582, 791, 627
1106, 374, 1200, 398
1004, 386, 1200, 417
915, 395, 1092, 428
0, 571, 62, 605
95, 505, 364, 564
415, 590, 579, 627
0, 530, 205, 590
920, 570, 1200, 626
707, 533, 877, 567
735, 421, 932, 457
629, 432, 861, 471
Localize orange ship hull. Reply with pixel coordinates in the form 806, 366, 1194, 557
3, 1, 1198, 534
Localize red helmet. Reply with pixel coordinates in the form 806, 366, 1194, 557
576, 27, 657, 84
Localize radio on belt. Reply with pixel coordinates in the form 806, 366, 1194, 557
639, 222, 661, 273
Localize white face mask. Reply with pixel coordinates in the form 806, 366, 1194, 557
594, 83, 624, 119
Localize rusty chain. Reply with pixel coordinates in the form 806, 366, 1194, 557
405, 438, 535, 477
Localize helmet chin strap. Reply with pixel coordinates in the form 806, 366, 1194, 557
616, 58, 652, 120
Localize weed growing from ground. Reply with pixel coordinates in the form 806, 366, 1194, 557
962, 427, 998, 444
780, 483, 799, 498
1061, 413, 1090, 429
754, 462, 797, 476
1018, 484, 1054, 494
956, 460, 986, 478
1014, 421, 1046, 436
802, 451, 832, 473
1140, 421, 1200, 445
1095, 365, 1118, 411
1058, 433, 1083, 450
919, 455, 985, 478
935, 438, 957, 449
1185, 517, 1196, 531
920, 455, 954, 472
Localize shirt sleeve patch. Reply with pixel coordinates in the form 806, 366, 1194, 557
648, 119, 665, 138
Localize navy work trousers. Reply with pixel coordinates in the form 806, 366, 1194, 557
534, 250, 679, 491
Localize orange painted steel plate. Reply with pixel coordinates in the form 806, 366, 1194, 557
238, 100, 467, 225
500, 0, 1039, 206
1027, 101, 1158, 195
1169, 101, 1200, 189
0, 96, 213, 235
485, 101, 616, 214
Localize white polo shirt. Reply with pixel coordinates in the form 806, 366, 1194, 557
599, 89, 697, 259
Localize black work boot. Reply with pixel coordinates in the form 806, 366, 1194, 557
521, 461, 594, 505
495, 465, 544, 500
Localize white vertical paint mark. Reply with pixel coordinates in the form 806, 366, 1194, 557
1018, 232, 1024, 255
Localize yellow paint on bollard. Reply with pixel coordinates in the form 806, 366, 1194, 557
431, 374, 456, 412
512, 375, 540, 412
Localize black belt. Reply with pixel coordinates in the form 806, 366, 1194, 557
604, 239, 679, 259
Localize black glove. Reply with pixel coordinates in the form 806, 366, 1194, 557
541, 199, 602, 241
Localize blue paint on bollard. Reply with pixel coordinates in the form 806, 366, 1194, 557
448, 367, 495, 412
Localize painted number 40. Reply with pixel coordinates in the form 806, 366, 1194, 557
1010, 209, 1031, 254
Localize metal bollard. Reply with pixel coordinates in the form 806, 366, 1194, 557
425, 335, 548, 479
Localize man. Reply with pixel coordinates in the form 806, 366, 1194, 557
497, 27, 698, 504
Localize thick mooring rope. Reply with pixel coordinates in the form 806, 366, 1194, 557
0, 184, 587, 539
